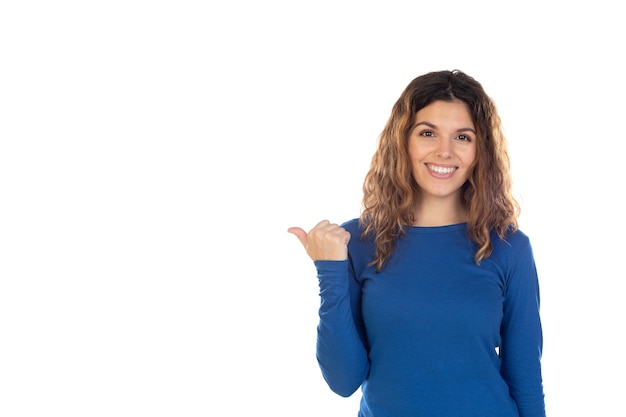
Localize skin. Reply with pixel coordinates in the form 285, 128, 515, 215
288, 219, 350, 261
409, 99, 477, 226
289, 99, 477, 261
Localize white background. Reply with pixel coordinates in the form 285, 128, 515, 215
1, 1, 624, 416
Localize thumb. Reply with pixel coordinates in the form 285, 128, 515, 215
287, 226, 308, 248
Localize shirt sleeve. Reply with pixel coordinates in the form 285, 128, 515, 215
314, 259, 370, 397
500, 236, 546, 417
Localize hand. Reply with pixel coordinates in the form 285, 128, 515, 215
288, 220, 351, 261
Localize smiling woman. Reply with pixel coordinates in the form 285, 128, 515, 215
288, 70, 546, 417
408, 100, 477, 226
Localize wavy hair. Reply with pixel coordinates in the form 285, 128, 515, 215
360, 70, 520, 272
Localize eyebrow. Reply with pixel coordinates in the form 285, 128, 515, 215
413, 121, 476, 134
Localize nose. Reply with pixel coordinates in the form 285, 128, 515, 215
435, 138, 452, 158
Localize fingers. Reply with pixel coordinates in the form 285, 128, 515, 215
309, 220, 349, 246
288, 220, 350, 261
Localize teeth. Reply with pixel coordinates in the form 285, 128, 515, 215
429, 164, 456, 174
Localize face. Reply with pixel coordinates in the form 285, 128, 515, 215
407, 99, 477, 205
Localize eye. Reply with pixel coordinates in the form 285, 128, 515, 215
419, 130, 435, 137
457, 134, 472, 142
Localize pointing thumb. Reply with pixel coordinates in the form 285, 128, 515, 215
287, 226, 308, 248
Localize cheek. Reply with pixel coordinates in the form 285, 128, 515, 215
407, 141, 428, 162
468, 151, 477, 166
461, 146, 477, 165
464, 151, 478, 178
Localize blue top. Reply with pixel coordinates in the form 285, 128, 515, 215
314, 219, 545, 417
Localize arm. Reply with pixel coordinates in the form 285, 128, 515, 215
288, 220, 370, 397
315, 259, 370, 397
500, 236, 546, 417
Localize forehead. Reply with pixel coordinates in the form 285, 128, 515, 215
414, 100, 474, 126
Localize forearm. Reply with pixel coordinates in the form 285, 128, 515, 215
315, 260, 370, 397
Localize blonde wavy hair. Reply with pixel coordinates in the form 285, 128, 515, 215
360, 70, 520, 272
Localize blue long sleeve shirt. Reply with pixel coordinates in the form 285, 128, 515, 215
314, 219, 545, 417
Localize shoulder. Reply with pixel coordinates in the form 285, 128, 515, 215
340, 218, 363, 235
491, 227, 532, 253
488, 228, 537, 277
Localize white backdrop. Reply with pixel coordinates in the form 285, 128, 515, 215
1, 1, 624, 416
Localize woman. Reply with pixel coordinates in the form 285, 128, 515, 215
288, 70, 545, 417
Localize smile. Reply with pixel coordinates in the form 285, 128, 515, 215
426, 164, 457, 174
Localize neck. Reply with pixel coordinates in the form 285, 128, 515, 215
412, 196, 468, 227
